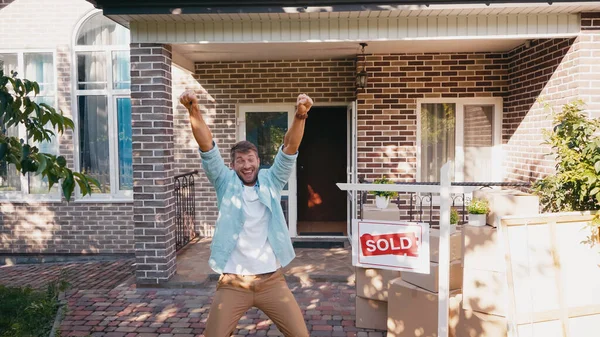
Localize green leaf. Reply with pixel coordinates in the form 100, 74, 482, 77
32, 82, 40, 95
61, 171, 75, 201
595, 161, 600, 174
591, 187, 600, 196
56, 156, 67, 168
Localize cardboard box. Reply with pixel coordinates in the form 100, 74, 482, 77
430, 229, 463, 263
363, 204, 401, 222
356, 267, 402, 301
387, 278, 461, 337
356, 296, 387, 331
401, 261, 463, 293
456, 309, 508, 337
462, 225, 504, 272
462, 269, 507, 316
472, 189, 539, 228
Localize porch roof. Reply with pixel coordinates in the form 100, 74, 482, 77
90, 1, 600, 27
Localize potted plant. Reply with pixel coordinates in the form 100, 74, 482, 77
450, 208, 459, 225
467, 198, 489, 227
370, 176, 398, 209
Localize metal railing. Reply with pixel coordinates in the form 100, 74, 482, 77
358, 179, 532, 226
174, 170, 198, 251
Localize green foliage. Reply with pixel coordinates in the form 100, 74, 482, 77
369, 176, 398, 198
467, 198, 489, 215
532, 100, 600, 243
450, 208, 459, 224
0, 272, 70, 337
0, 70, 99, 201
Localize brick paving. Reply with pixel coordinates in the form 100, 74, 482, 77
58, 281, 383, 337
0, 259, 135, 290
0, 258, 386, 337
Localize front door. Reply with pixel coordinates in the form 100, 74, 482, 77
297, 106, 348, 236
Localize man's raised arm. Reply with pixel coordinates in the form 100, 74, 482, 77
180, 90, 214, 152
180, 90, 228, 189
282, 94, 313, 155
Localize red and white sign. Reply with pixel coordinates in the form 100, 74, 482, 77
352, 219, 430, 274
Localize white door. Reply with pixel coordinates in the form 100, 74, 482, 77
237, 104, 298, 236
347, 101, 357, 241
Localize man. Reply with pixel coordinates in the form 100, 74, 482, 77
179, 90, 313, 337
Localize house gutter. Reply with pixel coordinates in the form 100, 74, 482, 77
88, 1, 600, 15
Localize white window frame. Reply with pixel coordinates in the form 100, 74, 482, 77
237, 104, 298, 236
71, 10, 132, 202
416, 97, 503, 184
0, 49, 61, 202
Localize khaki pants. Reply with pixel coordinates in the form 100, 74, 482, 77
204, 269, 309, 337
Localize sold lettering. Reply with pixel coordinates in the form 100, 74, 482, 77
360, 233, 419, 257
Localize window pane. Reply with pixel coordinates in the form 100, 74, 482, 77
420, 103, 456, 182
464, 105, 494, 182
78, 96, 110, 193
77, 52, 106, 90
245, 111, 289, 190
117, 98, 132, 191
245, 112, 288, 169
0, 54, 18, 76
112, 51, 130, 89
76, 13, 130, 46
24, 53, 54, 94
0, 123, 21, 192
28, 96, 59, 194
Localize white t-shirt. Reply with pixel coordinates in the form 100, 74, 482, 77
223, 184, 279, 275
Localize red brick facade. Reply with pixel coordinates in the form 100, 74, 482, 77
355, 53, 507, 182
177, 59, 356, 233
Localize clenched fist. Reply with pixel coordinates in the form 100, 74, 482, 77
179, 90, 199, 108
296, 94, 314, 117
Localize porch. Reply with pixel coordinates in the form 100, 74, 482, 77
103, 2, 600, 285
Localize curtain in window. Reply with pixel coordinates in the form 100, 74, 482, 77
116, 98, 132, 190
420, 103, 456, 182
78, 96, 110, 193
464, 105, 494, 182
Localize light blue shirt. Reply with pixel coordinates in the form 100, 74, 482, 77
199, 142, 297, 274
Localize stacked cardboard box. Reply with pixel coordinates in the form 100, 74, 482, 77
356, 204, 403, 331
386, 229, 464, 337
458, 214, 600, 337
471, 189, 539, 227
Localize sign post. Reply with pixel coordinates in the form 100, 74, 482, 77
337, 162, 460, 337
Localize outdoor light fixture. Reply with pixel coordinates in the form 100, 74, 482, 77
356, 42, 368, 90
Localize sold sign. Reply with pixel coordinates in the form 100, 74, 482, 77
352, 220, 429, 273
360, 233, 419, 257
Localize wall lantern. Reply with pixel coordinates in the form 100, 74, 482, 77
356, 42, 368, 90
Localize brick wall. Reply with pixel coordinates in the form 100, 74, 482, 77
0, 0, 135, 255
577, 13, 600, 119
130, 43, 177, 284
177, 59, 355, 233
356, 53, 507, 182
503, 38, 577, 182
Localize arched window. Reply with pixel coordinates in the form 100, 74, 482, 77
73, 12, 132, 198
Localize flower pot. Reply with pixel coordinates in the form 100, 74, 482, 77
468, 213, 487, 227
375, 195, 390, 209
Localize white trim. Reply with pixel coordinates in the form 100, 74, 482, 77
0, 49, 61, 200
131, 13, 580, 44
416, 97, 503, 183
70, 11, 132, 200
237, 103, 298, 237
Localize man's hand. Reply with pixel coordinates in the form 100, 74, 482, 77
296, 94, 314, 117
179, 90, 199, 110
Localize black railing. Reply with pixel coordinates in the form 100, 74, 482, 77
175, 170, 198, 251
358, 179, 531, 226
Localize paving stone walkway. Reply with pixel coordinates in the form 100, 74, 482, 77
58, 281, 383, 337
0, 258, 386, 337
0, 259, 135, 290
